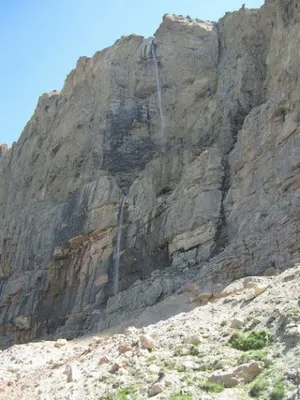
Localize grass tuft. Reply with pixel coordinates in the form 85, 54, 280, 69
200, 380, 225, 393
167, 394, 193, 400
239, 349, 271, 365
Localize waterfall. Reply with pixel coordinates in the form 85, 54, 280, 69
113, 195, 127, 296
151, 41, 166, 152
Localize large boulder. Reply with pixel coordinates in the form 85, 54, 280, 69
208, 362, 264, 387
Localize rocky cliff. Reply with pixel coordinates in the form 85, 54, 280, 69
1, 0, 300, 348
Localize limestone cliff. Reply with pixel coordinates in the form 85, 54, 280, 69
1, 0, 300, 347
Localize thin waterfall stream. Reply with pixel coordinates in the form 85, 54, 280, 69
112, 41, 164, 296
113, 195, 127, 296
151, 41, 166, 152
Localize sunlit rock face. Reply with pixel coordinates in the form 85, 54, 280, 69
1, 0, 300, 347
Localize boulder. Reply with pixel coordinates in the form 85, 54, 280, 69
181, 361, 201, 370
98, 356, 110, 365
148, 383, 164, 397
66, 364, 81, 382
118, 343, 132, 354
208, 362, 264, 387
140, 335, 155, 350
110, 363, 123, 374
184, 335, 201, 345
230, 318, 244, 329
54, 339, 68, 348
198, 292, 213, 303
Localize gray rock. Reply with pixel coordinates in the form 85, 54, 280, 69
148, 383, 164, 397
66, 364, 81, 382
183, 335, 201, 345
140, 335, 155, 350
208, 362, 264, 387
181, 361, 201, 371
230, 318, 244, 329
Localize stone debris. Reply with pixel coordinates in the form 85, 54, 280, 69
91, 336, 102, 344
184, 335, 201, 345
230, 318, 244, 329
54, 339, 68, 348
148, 382, 164, 397
0, 266, 300, 399
118, 343, 132, 354
140, 335, 155, 350
181, 360, 201, 370
66, 364, 82, 382
208, 362, 264, 388
110, 363, 125, 374
198, 292, 213, 303
98, 356, 110, 365
284, 324, 300, 340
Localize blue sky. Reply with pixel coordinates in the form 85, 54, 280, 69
0, 0, 264, 145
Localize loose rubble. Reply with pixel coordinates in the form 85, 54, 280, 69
1, 266, 300, 399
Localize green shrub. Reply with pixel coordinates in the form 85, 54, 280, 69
174, 345, 202, 357
200, 380, 224, 393
197, 362, 214, 372
249, 375, 269, 398
270, 381, 285, 400
229, 330, 269, 351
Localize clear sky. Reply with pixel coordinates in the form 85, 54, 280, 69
0, 0, 264, 145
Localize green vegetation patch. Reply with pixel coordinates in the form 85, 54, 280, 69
249, 374, 269, 398
239, 349, 271, 365
229, 330, 270, 351
147, 355, 156, 364
184, 374, 195, 386
109, 385, 139, 400
173, 345, 202, 357
200, 380, 225, 393
167, 394, 193, 400
173, 346, 187, 357
272, 104, 292, 120
249, 371, 285, 399
189, 346, 201, 357
270, 380, 285, 400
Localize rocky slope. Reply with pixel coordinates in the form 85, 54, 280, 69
1, 0, 300, 347
1, 265, 300, 400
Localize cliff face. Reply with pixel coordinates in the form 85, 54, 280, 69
1, 0, 300, 347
